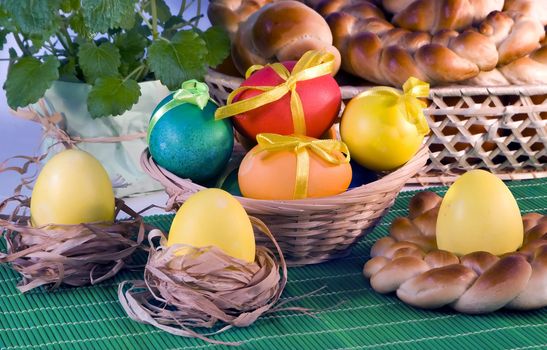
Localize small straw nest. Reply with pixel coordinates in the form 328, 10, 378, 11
0, 142, 149, 293
119, 217, 296, 346
0, 196, 147, 293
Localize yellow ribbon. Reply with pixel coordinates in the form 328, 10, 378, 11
214, 50, 337, 135
256, 133, 350, 199
356, 77, 431, 135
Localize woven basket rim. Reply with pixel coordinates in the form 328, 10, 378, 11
141, 145, 428, 209
205, 69, 547, 97
204, 68, 547, 189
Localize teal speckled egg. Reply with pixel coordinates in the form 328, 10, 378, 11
220, 167, 242, 196
148, 94, 234, 183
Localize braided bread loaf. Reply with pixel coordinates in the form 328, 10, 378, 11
504, 0, 547, 25
382, 0, 504, 33
363, 191, 547, 313
230, 1, 341, 75
466, 45, 547, 85
208, 0, 275, 38
464, 9, 547, 84
321, 0, 545, 85
478, 10, 544, 65
324, 1, 499, 86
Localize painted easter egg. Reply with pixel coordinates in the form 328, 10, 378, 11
168, 189, 255, 262
238, 139, 352, 200
231, 61, 340, 140
436, 170, 523, 256
30, 149, 115, 227
149, 87, 234, 184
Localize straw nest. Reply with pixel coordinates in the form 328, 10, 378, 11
0, 196, 147, 293
118, 217, 301, 345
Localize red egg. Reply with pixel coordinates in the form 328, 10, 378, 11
232, 61, 341, 140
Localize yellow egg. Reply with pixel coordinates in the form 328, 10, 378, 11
341, 92, 427, 171
436, 170, 523, 256
168, 189, 256, 262
30, 149, 115, 227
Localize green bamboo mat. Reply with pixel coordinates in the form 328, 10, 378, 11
0, 179, 546, 350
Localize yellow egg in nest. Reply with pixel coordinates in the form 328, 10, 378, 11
436, 170, 523, 256
168, 189, 256, 262
30, 149, 115, 227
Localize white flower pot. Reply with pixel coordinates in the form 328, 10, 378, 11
41, 80, 170, 197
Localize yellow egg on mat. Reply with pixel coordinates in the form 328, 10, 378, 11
436, 170, 523, 256
30, 149, 115, 227
168, 189, 256, 262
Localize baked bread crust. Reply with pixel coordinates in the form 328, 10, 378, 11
208, 0, 546, 85
208, 0, 275, 38
504, 0, 547, 25
363, 191, 547, 314
319, 0, 545, 85
230, 1, 341, 75
383, 0, 505, 34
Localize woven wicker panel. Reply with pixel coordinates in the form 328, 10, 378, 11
141, 145, 428, 266
205, 70, 547, 185
418, 86, 545, 184
249, 197, 396, 264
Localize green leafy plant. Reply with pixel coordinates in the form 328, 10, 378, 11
0, 0, 230, 118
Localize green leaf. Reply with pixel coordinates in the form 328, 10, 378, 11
4, 56, 60, 109
59, 58, 80, 82
94, 37, 111, 45
115, 28, 147, 78
119, 61, 142, 77
8, 48, 17, 59
162, 16, 184, 39
118, 10, 136, 31
3, 0, 61, 35
78, 41, 121, 83
163, 16, 184, 29
0, 4, 16, 32
136, 24, 152, 38
0, 30, 8, 50
201, 26, 230, 68
29, 33, 53, 54
87, 77, 141, 118
81, 0, 138, 32
107, 27, 123, 37
156, 0, 172, 23
70, 11, 91, 39
61, 0, 81, 12
114, 30, 148, 62
147, 31, 208, 90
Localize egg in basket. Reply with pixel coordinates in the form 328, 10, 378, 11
141, 50, 430, 265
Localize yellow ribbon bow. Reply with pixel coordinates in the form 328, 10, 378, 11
256, 133, 350, 199
357, 77, 431, 135
214, 50, 337, 135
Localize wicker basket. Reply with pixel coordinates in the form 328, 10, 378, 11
205, 70, 547, 185
141, 145, 428, 266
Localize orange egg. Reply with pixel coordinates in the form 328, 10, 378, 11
238, 144, 352, 200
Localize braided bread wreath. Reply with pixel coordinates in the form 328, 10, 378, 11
309, 0, 546, 86
363, 191, 547, 314
208, 0, 547, 86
